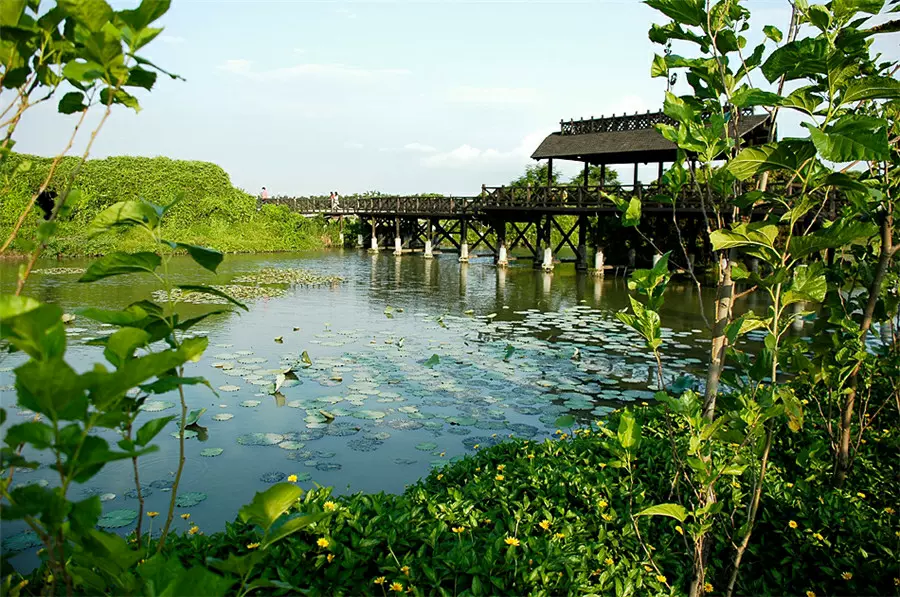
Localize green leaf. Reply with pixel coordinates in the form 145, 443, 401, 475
163, 242, 223, 273
619, 197, 641, 227
87, 201, 160, 237
0, 304, 67, 360
727, 140, 817, 181
135, 415, 176, 446
635, 503, 687, 523
709, 222, 779, 254
650, 54, 668, 78
205, 552, 264, 577
833, 0, 885, 19
645, 0, 705, 26
843, 75, 900, 103
79, 305, 149, 326
117, 0, 170, 30
781, 86, 823, 115
58, 0, 113, 32
789, 219, 878, 258
62, 60, 105, 83
805, 115, 891, 162
0, 294, 40, 320
807, 4, 832, 30
16, 358, 89, 420
184, 408, 206, 427
784, 262, 828, 305
58, 91, 88, 114
424, 354, 440, 368
4, 421, 54, 449
725, 312, 768, 344
0, 0, 25, 27
139, 375, 214, 395
79, 252, 161, 283
732, 87, 782, 108
124, 66, 157, 90
238, 483, 304, 532
175, 285, 248, 311
69, 496, 102, 534
263, 511, 330, 549
100, 87, 141, 112
762, 25, 782, 43
554, 415, 575, 428
103, 327, 150, 368
616, 409, 641, 450
761, 37, 829, 82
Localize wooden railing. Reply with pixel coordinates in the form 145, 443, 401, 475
479, 184, 705, 211
269, 195, 478, 216
559, 108, 757, 136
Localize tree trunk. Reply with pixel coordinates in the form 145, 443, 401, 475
703, 251, 734, 420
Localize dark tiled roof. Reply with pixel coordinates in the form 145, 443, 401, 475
531, 112, 771, 164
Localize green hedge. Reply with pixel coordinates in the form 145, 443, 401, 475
0, 154, 340, 255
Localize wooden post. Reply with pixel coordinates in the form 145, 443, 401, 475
583, 161, 590, 188
394, 217, 402, 255
533, 215, 543, 269
369, 217, 379, 252
576, 214, 588, 272
425, 217, 435, 258
658, 161, 664, 189
458, 218, 469, 262
496, 220, 508, 267
541, 216, 554, 271
600, 164, 606, 188
633, 162, 639, 189
547, 159, 554, 190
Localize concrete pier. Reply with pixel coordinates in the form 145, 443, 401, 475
424, 240, 433, 259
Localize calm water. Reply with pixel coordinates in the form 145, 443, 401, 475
0, 249, 781, 565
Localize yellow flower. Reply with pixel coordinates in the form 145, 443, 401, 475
884, 507, 895, 515
452, 526, 466, 534
247, 542, 260, 549
554, 532, 565, 540
842, 572, 852, 580
181, 513, 190, 520
598, 500, 608, 508
605, 557, 614, 566
857, 492, 866, 499
527, 454, 535, 459
496, 464, 505, 471
539, 519, 551, 530
436, 474, 443, 480
788, 520, 798, 529
326, 553, 335, 563
390, 582, 404, 592
495, 474, 504, 481
374, 577, 386, 585
147, 511, 159, 518
317, 537, 329, 548
656, 575, 667, 583
555, 430, 562, 435
188, 526, 199, 535
504, 536, 520, 547
704, 582, 713, 592
475, 467, 481, 472
482, 518, 492, 525
644, 565, 653, 572
894, 578, 900, 586
675, 525, 684, 536
813, 532, 824, 541
602, 514, 613, 521
287, 474, 298, 483
473, 444, 480, 450
599, 462, 607, 469
786, 482, 794, 488
323, 501, 337, 511
439, 452, 445, 457
401, 565, 410, 576
806, 591, 816, 597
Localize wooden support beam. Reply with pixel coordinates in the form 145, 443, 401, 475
533, 215, 544, 268
508, 221, 536, 255
551, 216, 579, 255
576, 214, 588, 271
600, 164, 606, 188
547, 159, 553, 190
470, 221, 496, 254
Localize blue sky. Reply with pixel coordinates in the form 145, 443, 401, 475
15, 1, 898, 196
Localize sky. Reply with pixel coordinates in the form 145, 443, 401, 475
13, 0, 899, 196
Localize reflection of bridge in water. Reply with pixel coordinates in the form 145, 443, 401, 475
273, 109, 776, 272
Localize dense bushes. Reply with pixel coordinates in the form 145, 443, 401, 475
0, 154, 341, 255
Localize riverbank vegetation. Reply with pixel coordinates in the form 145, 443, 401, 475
1, 154, 341, 257
2, 0, 899, 596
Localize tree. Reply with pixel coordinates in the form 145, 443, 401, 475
508, 163, 561, 188
568, 165, 620, 186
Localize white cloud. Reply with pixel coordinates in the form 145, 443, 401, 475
403, 142, 436, 153
337, 7, 357, 19
344, 141, 364, 149
447, 86, 540, 105
159, 35, 185, 45
217, 59, 409, 80
421, 128, 554, 169
293, 48, 306, 54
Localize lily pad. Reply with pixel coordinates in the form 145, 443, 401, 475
141, 400, 176, 412
278, 441, 306, 450
212, 413, 234, 421
260, 471, 286, 483
315, 462, 342, 472
1, 531, 42, 552
218, 385, 241, 392
200, 448, 224, 457
347, 438, 383, 452
97, 509, 138, 528
415, 442, 438, 451
175, 492, 207, 507
353, 410, 386, 420
240, 400, 261, 408
237, 433, 285, 446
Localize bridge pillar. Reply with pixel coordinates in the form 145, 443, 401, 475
533, 216, 543, 269
496, 221, 508, 267
357, 234, 364, 248
369, 217, 379, 253
394, 217, 403, 256
575, 214, 588, 272
459, 218, 469, 262
592, 248, 605, 277
541, 216, 553, 271
424, 218, 434, 259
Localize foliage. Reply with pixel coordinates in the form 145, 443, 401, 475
569, 164, 621, 187
0, 153, 342, 256
508, 163, 561, 189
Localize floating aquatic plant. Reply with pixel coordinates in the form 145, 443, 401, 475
97, 509, 138, 529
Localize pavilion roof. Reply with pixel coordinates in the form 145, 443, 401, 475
531, 109, 772, 165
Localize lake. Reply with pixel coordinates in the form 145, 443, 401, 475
0, 249, 778, 564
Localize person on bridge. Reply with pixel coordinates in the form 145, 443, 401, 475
258, 186, 268, 212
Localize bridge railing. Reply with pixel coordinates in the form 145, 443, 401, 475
278, 195, 479, 215
480, 184, 705, 211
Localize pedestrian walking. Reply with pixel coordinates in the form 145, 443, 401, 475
258, 186, 268, 212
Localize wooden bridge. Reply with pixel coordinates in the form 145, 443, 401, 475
268, 108, 776, 272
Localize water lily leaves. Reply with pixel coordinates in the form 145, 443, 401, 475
97, 509, 138, 528
446, 416, 476, 426
238, 357, 266, 364
169, 430, 198, 440
424, 354, 440, 368
237, 433, 285, 446
315, 463, 341, 471
325, 422, 360, 437
141, 400, 175, 412
347, 438, 383, 452
295, 472, 312, 482
212, 413, 234, 421
218, 385, 241, 392
278, 441, 305, 450
149, 479, 174, 490
240, 400, 261, 408
388, 419, 424, 431
393, 458, 417, 465
200, 448, 224, 457
175, 492, 207, 507
260, 471, 286, 483
415, 442, 438, 451
352, 410, 385, 420
0, 530, 42, 553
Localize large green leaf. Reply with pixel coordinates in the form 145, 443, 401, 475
263, 512, 329, 549
58, 92, 88, 115
784, 262, 828, 305
16, 359, 88, 420
832, 0, 885, 19
780, 86, 824, 115
139, 375, 214, 395
0, 0, 25, 27
103, 327, 150, 368
645, 0, 705, 26
239, 483, 304, 532
161, 241, 223, 273
58, 0, 112, 32
86, 201, 159, 237
843, 75, 900, 103
1, 304, 67, 361
762, 25, 783, 43
79, 305, 149, 326
805, 115, 891, 162
117, 0, 171, 30
175, 285, 248, 311
79, 252, 161, 283
727, 140, 817, 181
621, 197, 641, 227
0, 294, 40, 320
135, 416, 176, 447
761, 38, 829, 82
617, 409, 642, 450
636, 503, 688, 523
731, 87, 783, 108
788, 219, 878, 258
710, 223, 779, 253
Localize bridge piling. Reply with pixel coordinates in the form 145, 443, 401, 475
576, 214, 588, 272
369, 217, 379, 253
424, 218, 434, 259
533, 216, 544, 269
496, 220, 508, 267
459, 218, 469, 263
541, 216, 553, 271
394, 217, 403, 256
356, 234, 364, 248
592, 248, 606, 276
